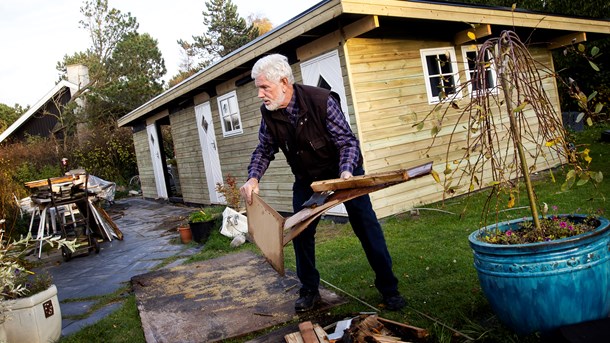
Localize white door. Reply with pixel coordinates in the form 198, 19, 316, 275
195, 102, 224, 204
146, 123, 168, 198
300, 49, 349, 216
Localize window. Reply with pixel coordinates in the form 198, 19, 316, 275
420, 47, 461, 104
461, 45, 497, 97
217, 91, 243, 137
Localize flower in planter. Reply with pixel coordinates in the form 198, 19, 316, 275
479, 209, 601, 245
189, 210, 215, 223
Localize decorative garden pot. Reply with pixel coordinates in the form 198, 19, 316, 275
178, 226, 192, 244
469, 215, 610, 335
189, 221, 214, 244
1, 284, 62, 343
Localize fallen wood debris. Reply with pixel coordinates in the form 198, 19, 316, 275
284, 315, 429, 343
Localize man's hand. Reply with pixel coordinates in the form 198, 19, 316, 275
240, 178, 260, 205
340, 171, 353, 180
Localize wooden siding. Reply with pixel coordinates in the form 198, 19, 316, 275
345, 37, 563, 218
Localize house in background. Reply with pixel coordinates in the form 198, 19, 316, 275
117, 0, 610, 218
0, 64, 89, 144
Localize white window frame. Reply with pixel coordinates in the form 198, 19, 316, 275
217, 90, 243, 137
420, 47, 462, 104
461, 45, 498, 97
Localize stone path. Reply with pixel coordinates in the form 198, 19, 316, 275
34, 197, 201, 337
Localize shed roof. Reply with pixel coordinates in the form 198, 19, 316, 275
118, 0, 610, 127
0, 79, 78, 144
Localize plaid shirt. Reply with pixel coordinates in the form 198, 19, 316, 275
248, 90, 360, 181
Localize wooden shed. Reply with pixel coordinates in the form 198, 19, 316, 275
117, 0, 610, 218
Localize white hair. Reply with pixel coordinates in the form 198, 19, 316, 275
251, 54, 295, 84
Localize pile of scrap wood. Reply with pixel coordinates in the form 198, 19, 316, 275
285, 314, 428, 343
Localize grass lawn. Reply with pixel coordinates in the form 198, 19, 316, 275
59, 124, 610, 342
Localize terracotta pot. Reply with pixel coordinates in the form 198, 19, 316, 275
178, 226, 192, 244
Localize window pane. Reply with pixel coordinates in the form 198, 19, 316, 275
466, 51, 477, 71
228, 96, 238, 114
485, 69, 495, 88
231, 114, 240, 130
442, 76, 455, 95
426, 55, 439, 75
430, 76, 441, 97
224, 117, 232, 131
439, 54, 452, 74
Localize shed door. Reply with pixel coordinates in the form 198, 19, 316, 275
146, 123, 168, 198
195, 102, 223, 204
300, 50, 348, 216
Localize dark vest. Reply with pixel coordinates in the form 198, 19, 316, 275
261, 84, 342, 181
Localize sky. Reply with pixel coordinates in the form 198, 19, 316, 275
0, 0, 321, 107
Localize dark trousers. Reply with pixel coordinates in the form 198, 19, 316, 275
291, 166, 400, 297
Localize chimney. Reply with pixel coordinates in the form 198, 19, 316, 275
66, 64, 89, 89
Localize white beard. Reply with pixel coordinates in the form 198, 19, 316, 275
264, 91, 286, 111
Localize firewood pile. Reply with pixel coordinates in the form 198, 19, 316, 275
285, 314, 428, 343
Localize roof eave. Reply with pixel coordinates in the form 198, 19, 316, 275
0, 80, 78, 143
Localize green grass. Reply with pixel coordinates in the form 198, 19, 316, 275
58, 124, 610, 342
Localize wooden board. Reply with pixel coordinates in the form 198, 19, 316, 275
247, 193, 286, 276
310, 162, 432, 192
25, 175, 74, 189
284, 322, 328, 343
132, 251, 346, 343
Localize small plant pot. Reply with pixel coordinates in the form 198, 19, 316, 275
178, 226, 192, 244
189, 221, 214, 244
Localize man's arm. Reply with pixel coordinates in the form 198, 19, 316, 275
325, 96, 359, 178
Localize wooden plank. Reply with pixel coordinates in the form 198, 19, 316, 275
341, 0, 610, 34
298, 321, 319, 343
297, 15, 379, 61
25, 175, 74, 188
548, 32, 587, 50
94, 205, 124, 240
310, 170, 408, 192
246, 193, 285, 275
310, 163, 432, 192
454, 24, 492, 45
378, 316, 429, 339
284, 323, 327, 343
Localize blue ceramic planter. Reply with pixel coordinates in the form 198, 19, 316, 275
469, 215, 610, 335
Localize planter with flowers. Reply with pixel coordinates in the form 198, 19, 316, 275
415, 30, 607, 334
1, 230, 77, 343
188, 209, 219, 244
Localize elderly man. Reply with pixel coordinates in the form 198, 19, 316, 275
240, 54, 406, 312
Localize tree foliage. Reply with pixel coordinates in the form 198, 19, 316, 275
0, 104, 24, 133
178, 0, 259, 70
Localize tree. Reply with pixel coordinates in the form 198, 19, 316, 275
0, 104, 23, 133
92, 32, 166, 121
248, 14, 273, 36
181, 0, 259, 69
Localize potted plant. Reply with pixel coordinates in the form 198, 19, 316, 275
1, 229, 77, 342
415, 30, 607, 335
188, 209, 218, 244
